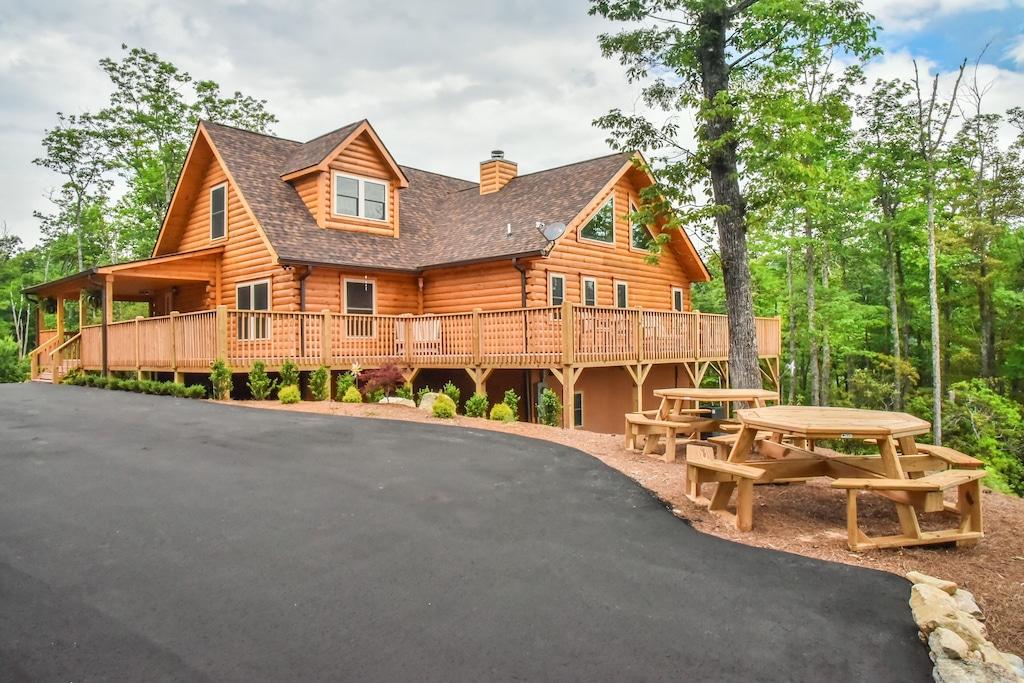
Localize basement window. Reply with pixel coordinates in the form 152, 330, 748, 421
574, 392, 583, 428
334, 173, 388, 221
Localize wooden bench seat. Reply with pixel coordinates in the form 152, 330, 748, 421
625, 413, 693, 463
685, 442, 765, 531
831, 469, 986, 550
706, 430, 772, 459
913, 444, 985, 469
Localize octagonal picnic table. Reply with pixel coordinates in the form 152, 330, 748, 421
685, 406, 985, 550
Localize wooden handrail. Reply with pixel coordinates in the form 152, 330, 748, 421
29, 333, 62, 379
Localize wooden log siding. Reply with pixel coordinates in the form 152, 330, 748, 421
319, 133, 399, 237
68, 306, 781, 374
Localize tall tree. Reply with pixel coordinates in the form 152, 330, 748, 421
590, 0, 876, 389
913, 59, 966, 444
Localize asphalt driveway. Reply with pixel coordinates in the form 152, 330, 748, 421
0, 383, 931, 681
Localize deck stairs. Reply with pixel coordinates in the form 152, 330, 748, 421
30, 359, 80, 384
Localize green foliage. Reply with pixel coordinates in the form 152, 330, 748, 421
309, 365, 330, 401
432, 394, 456, 419
361, 363, 406, 398
278, 384, 301, 405
441, 381, 460, 409
61, 371, 204, 399
341, 386, 363, 403
416, 385, 433, 407
279, 359, 300, 389
942, 380, 1024, 496
464, 392, 489, 418
396, 382, 413, 400
337, 371, 356, 397
364, 389, 384, 404
0, 336, 28, 383
210, 358, 233, 400
247, 360, 276, 400
185, 384, 206, 399
489, 403, 515, 423
537, 388, 562, 427
502, 389, 520, 416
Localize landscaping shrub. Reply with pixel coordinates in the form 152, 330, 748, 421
310, 365, 330, 401
341, 385, 363, 403
185, 384, 207, 399
0, 336, 28, 383
464, 392, 489, 418
489, 403, 515, 423
247, 360, 277, 400
537, 388, 562, 427
279, 384, 301, 404
279, 359, 300, 389
336, 371, 356, 398
503, 389, 520, 417
432, 393, 456, 419
61, 373, 205, 400
416, 385, 434, 407
396, 382, 413, 401
107, 378, 124, 391
210, 358, 233, 400
442, 381, 460, 410
361, 363, 406, 398
364, 388, 384, 404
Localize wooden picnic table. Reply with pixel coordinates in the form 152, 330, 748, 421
652, 387, 780, 421
685, 405, 985, 550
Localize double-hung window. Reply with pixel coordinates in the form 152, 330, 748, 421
582, 277, 597, 307
334, 174, 388, 221
237, 281, 269, 340
210, 184, 227, 240
615, 281, 628, 309
672, 287, 684, 312
549, 274, 565, 307
345, 279, 376, 337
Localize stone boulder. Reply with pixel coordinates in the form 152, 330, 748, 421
379, 396, 416, 407
418, 392, 439, 412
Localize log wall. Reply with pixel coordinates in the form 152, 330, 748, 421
421, 262, 524, 313
311, 131, 400, 238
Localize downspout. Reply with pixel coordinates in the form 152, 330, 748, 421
512, 257, 532, 423
87, 273, 107, 376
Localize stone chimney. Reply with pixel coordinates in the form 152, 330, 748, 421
479, 150, 517, 195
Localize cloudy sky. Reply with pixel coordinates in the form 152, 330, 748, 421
2, 0, 1024, 248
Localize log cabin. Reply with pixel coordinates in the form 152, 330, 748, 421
26, 119, 781, 433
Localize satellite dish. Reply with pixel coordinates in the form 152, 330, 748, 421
540, 222, 567, 242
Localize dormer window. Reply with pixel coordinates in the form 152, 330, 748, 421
210, 184, 226, 240
334, 173, 388, 221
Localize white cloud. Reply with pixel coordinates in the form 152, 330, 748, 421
862, 0, 1010, 32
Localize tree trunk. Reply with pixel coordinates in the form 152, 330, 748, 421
820, 248, 831, 406
805, 213, 819, 405
896, 248, 911, 365
978, 262, 995, 378
698, 5, 760, 389
927, 188, 942, 444
787, 228, 797, 405
884, 226, 903, 410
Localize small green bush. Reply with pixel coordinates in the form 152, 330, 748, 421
490, 403, 515, 423
464, 392, 489, 418
537, 388, 562, 427
503, 389, 520, 416
247, 360, 277, 400
210, 358, 233, 400
364, 388, 384, 404
279, 384, 301, 404
432, 394, 456, 419
185, 384, 207, 399
396, 382, 413, 400
107, 378, 124, 391
442, 381, 460, 410
341, 386, 363, 403
416, 385, 433, 407
310, 365, 330, 401
279, 359, 300, 389
336, 371, 356, 398
0, 336, 28, 383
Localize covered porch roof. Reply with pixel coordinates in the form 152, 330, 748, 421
24, 246, 224, 301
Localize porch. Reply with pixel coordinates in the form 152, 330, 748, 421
31, 301, 781, 426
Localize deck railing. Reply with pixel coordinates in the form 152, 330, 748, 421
53, 304, 781, 373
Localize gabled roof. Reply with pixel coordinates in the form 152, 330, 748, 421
193, 121, 707, 277
278, 119, 409, 188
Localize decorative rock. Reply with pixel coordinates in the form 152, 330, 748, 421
907, 570, 959, 595
929, 628, 970, 660
933, 657, 1020, 683
910, 583, 959, 633
978, 644, 1020, 679
952, 589, 985, 622
379, 396, 415, 407
418, 392, 439, 412
1003, 653, 1024, 680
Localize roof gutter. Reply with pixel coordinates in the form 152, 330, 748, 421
280, 249, 546, 276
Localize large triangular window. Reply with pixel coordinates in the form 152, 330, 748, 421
580, 197, 614, 244
630, 201, 654, 250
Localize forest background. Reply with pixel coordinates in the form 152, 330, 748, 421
2, 2, 1023, 496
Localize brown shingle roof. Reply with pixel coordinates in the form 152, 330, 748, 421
279, 120, 365, 177
201, 121, 633, 272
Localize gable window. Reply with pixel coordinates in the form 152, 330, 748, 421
345, 278, 376, 337
237, 281, 269, 340
672, 287, 684, 312
579, 197, 614, 244
334, 173, 388, 221
210, 184, 227, 240
549, 273, 565, 307
615, 281, 628, 309
573, 391, 584, 428
582, 277, 597, 307
630, 201, 654, 250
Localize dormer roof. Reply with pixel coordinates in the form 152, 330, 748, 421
279, 119, 409, 187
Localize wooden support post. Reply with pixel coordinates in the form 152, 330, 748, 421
135, 315, 143, 379
561, 366, 582, 429
51, 346, 61, 385
55, 296, 65, 341
79, 290, 87, 329
561, 300, 574, 366
102, 275, 113, 377
321, 309, 332, 368
216, 305, 228, 361
169, 310, 179, 379
35, 303, 44, 349
625, 363, 653, 412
